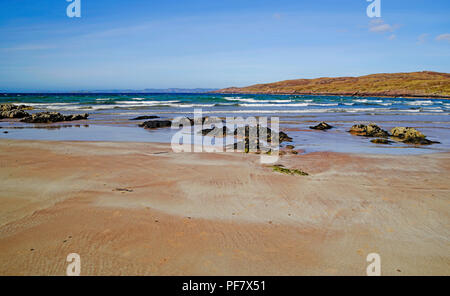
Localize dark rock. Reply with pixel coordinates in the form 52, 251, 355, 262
349, 124, 389, 138
21, 112, 89, 123
390, 127, 440, 145
310, 122, 333, 130
1, 109, 30, 119
188, 116, 215, 125
130, 115, 160, 120
201, 126, 229, 137
139, 120, 172, 129
230, 125, 293, 154
371, 139, 393, 145
0, 104, 15, 112
3, 131, 8, 134
114, 188, 133, 192
279, 131, 293, 143
0, 103, 32, 112
67, 114, 89, 121
234, 125, 292, 143
0, 104, 32, 119
286, 145, 295, 149
233, 138, 260, 153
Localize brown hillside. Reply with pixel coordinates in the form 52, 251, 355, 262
216, 71, 450, 98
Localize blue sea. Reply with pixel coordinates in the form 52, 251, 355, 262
1, 93, 449, 154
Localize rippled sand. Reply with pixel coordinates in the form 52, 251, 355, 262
0, 139, 448, 275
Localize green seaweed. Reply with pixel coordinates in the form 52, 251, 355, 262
272, 165, 309, 176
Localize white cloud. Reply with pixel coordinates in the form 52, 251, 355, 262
371, 23, 392, 33
370, 19, 384, 25
388, 34, 396, 40
436, 33, 450, 42
369, 19, 399, 34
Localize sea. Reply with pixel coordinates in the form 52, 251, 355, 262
1, 93, 449, 155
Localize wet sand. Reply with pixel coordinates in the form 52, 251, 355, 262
0, 139, 449, 275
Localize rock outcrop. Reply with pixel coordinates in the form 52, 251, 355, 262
201, 126, 229, 137
130, 115, 159, 120
21, 112, 89, 123
0, 104, 32, 119
390, 127, 440, 145
371, 139, 393, 145
349, 124, 389, 138
139, 120, 172, 129
310, 122, 333, 130
233, 125, 292, 143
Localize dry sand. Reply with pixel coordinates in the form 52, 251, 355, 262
0, 139, 448, 275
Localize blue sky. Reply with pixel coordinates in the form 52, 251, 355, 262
0, 0, 449, 91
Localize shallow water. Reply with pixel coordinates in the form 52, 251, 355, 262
1, 93, 449, 155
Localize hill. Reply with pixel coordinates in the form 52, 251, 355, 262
215, 71, 450, 98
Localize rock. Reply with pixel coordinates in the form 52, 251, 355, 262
233, 138, 261, 153
1, 109, 30, 119
188, 117, 215, 125
67, 114, 89, 121
0, 104, 33, 119
390, 127, 440, 145
391, 127, 423, 140
21, 112, 89, 123
114, 188, 133, 192
371, 139, 393, 145
1, 104, 17, 112
0, 103, 32, 112
279, 131, 293, 143
0, 104, 14, 112
234, 125, 293, 143
130, 115, 160, 120
139, 120, 172, 129
310, 122, 333, 130
286, 145, 295, 149
349, 124, 389, 138
201, 126, 229, 137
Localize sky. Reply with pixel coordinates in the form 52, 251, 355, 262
0, 0, 449, 92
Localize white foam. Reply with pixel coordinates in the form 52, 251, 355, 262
224, 97, 293, 103
238, 103, 308, 107
405, 100, 436, 106
120, 100, 180, 105
354, 99, 383, 103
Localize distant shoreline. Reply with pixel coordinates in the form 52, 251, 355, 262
210, 91, 450, 100
213, 71, 450, 99
1, 91, 449, 100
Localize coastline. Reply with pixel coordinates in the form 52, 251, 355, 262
211, 91, 450, 100
0, 139, 448, 275
212, 71, 450, 99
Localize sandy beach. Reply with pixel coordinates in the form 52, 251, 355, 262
0, 139, 448, 275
